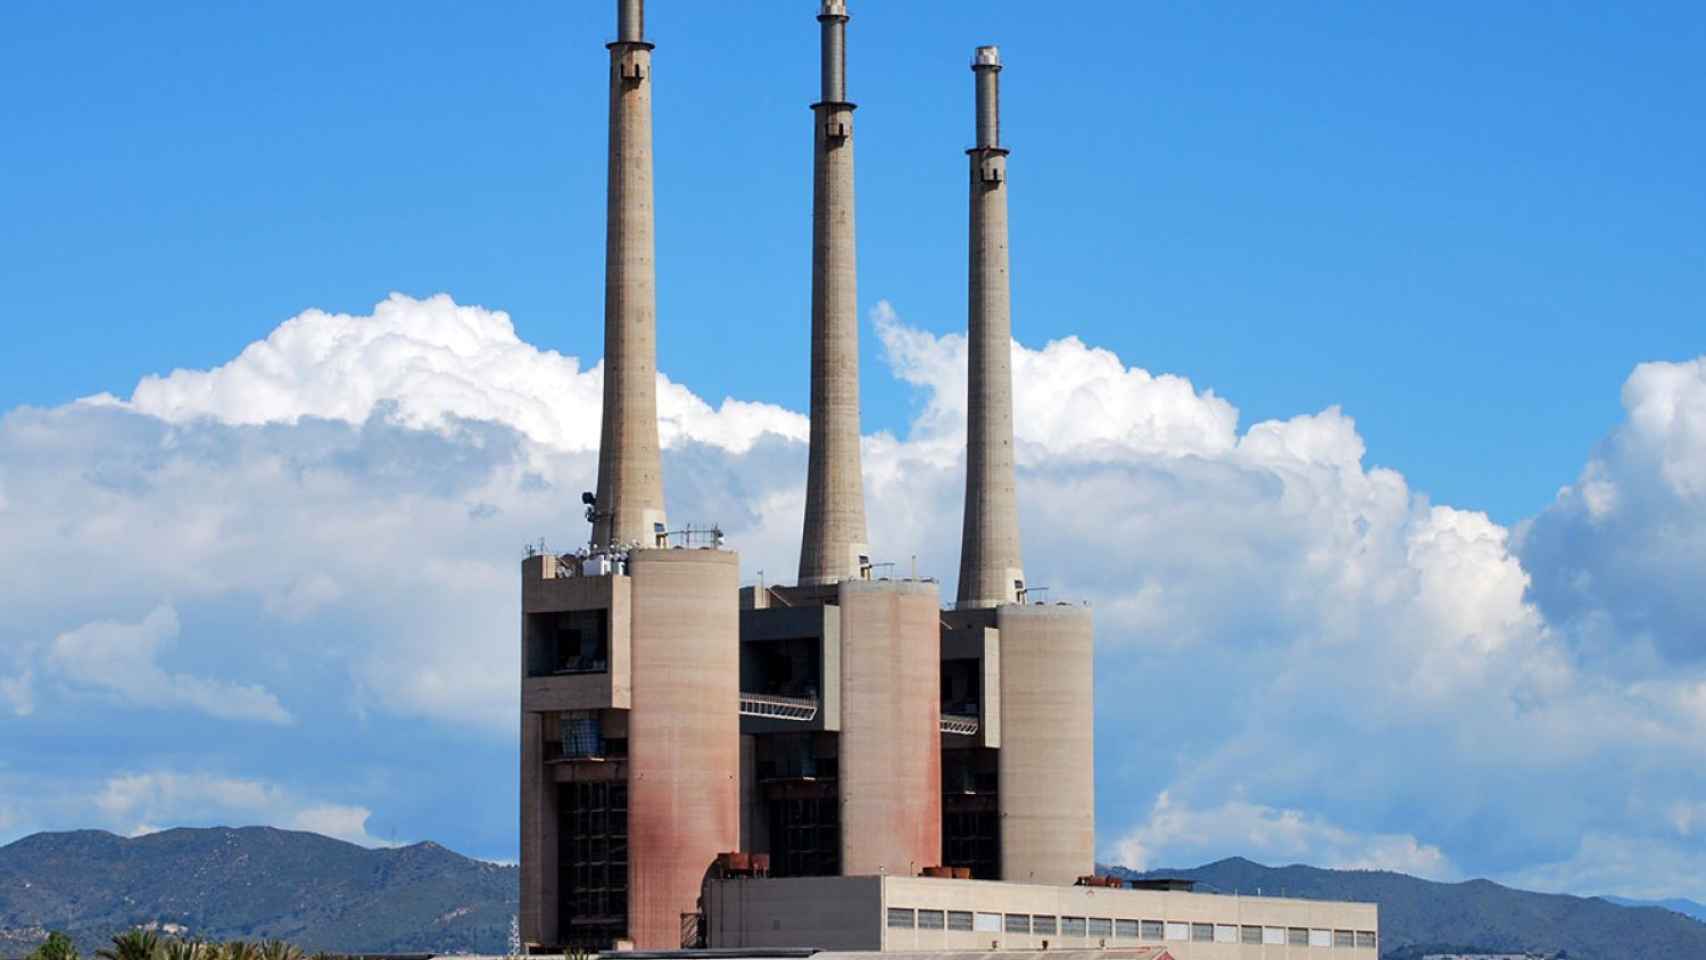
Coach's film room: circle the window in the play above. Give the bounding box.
[1288,928,1310,946]
[1241,925,1263,945]
[948,911,974,932]
[1139,920,1164,941]
[1215,924,1237,944]
[527,610,609,677]
[1264,927,1286,945]
[1114,919,1138,939]
[1088,918,1112,938]
[559,711,605,759]
[1061,917,1087,937]
[1310,929,1333,947]
[1033,916,1058,936]
[887,908,915,930]
[1164,922,1189,941]
[559,781,628,947]
[1356,931,1378,949]
[1335,930,1355,948]
[917,910,944,931]
[1190,923,1213,943]
[974,913,1001,933]
[1004,914,1030,934]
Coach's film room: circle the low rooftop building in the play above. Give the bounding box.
[705,875,1378,956]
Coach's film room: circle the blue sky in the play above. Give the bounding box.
[4,0,1706,901]
[8,1,1704,523]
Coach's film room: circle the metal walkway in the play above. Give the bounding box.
[940,715,980,736]
[739,693,980,735]
[739,693,819,722]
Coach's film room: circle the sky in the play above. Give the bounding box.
[2,0,1706,902]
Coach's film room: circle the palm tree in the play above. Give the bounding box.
[218,941,256,960]
[160,940,204,960]
[256,940,302,960]
[96,930,160,960]
[28,931,79,960]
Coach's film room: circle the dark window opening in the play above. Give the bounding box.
[768,794,840,877]
[939,659,982,723]
[528,610,610,677]
[741,637,822,702]
[756,732,835,782]
[558,780,628,948]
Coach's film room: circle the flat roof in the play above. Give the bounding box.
[841,873,1379,909]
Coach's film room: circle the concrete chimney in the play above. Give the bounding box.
[957,46,1026,608]
[798,0,870,585]
[591,0,667,549]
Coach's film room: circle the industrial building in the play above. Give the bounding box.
[518,2,1379,956]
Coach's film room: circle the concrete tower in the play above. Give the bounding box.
[798,0,871,586]
[957,45,1025,609]
[592,0,667,549]
[522,2,740,950]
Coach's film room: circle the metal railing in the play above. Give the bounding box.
[940,715,980,736]
[739,692,819,722]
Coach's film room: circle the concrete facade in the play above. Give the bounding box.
[518,6,1355,957]
[837,581,944,876]
[957,45,1025,610]
[799,0,870,586]
[707,875,1378,958]
[520,555,636,948]
[995,604,1095,885]
[592,0,667,550]
[626,549,741,948]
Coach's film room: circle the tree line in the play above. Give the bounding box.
[26,932,345,960]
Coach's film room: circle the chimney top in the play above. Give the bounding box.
[973,45,1002,68]
[820,0,848,16]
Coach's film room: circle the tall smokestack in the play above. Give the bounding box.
[957,46,1026,608]
[591,0,667,549]
[798,0,870,585]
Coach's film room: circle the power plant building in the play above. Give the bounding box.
[517,2,1379,956]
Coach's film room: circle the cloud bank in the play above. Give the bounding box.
[4,293,1706,896]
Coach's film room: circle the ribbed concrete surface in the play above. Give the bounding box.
[995,604,1094,884]
[627,549,741,947]
[592,5,667,550]
[518,711,558,946]
[837,580,942,875]
[799,3,870,586]
[958,47,1025,609]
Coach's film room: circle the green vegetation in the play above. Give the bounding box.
[26,932,79,960]
[0,827,516,955]
[70,934,320,960]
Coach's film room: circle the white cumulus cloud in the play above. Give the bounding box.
[46,605,292,725]
[97,771,390,847]
[1520,356,1706,666]
[90,292,805,455]
[1108,791,1456,880]
[7,293,1706,898]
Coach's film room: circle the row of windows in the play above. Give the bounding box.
[885,909,1376,950]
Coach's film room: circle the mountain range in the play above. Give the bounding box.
[5,827,1705,959]
[1108,858,1706,960]
[1599,894,1706,923]
[0,828,516,956]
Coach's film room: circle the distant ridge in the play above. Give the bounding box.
[6,828,1703,960]
[1104,857,1706,960]
[1599,894,1706,923]
[0,827,516,956]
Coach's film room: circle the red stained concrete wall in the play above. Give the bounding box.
[626,548,741,947]
[837,580,942,876]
